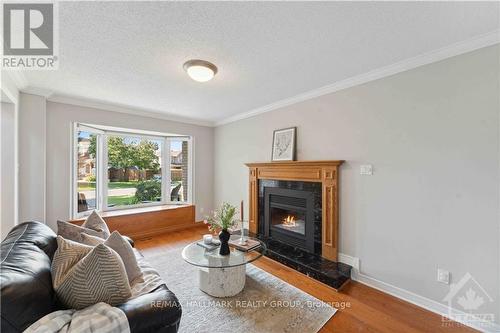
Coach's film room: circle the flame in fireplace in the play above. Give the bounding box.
[282,215,296,227]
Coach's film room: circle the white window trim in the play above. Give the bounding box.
[72,123,193,219]
[163,137,171,204]
[101,133,108,210]
[166,136,193,205]
[72,124,104,218]
[71,123,78,218]
[187,136,194,204]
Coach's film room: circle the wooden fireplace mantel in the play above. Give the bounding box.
[245,160,344,261]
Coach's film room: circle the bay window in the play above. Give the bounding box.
[73,123,192,218]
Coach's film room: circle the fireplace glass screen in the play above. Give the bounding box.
[270,207,306,236]
[261,181,321,254]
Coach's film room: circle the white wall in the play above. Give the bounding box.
[1,72,20,237]
[1,102,16,240]
[44,101,214,230]
[18,93,46,222]
[214,45,500,323]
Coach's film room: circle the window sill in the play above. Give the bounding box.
[73,204,193,221]
[98,203,193,218]
[70,204,196,239]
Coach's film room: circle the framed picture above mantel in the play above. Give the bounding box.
[271,127,296,161]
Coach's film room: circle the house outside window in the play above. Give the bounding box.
[73,123,193,218]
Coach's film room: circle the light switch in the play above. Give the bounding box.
[437,268,450,284]
[360,164,373,175]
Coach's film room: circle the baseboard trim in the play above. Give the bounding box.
[338,253,359,270]
[351,270,500,332]
[338,252,500,331]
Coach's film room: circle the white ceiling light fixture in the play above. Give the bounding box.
[183,59,218,82]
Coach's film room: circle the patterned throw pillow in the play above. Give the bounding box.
[52,236,132,309]
[51,236,93,285]
[82,211,110,238]
[81,231,142,283]
[57,220,106,243]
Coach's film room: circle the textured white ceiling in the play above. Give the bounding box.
[20,1,499,125]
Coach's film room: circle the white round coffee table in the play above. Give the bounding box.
[181,235,266,297]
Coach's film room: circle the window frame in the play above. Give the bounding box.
[72,123,193,219]
[166,136,194,205]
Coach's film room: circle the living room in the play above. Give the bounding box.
[1,1,499,333]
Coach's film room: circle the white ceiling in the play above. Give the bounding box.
[18,1,500,126]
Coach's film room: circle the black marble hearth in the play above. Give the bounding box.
[253,233,351,289]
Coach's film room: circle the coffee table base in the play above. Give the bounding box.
[198,265,246,297]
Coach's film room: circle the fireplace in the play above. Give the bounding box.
[259,180,322,255]
[247,160,343,260]
[264,187,315,252]
[246,161,351,290]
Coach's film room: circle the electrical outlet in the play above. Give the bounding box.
[200,207,204,213]
[437,268,450,284]
[360,164,373,175]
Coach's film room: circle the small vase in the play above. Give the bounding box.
[218,229,231,256]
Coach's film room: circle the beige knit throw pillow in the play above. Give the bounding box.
[57,220,106,243]
[81,231,142,283]
[82,210,110,238]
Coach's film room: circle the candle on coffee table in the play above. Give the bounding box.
[203,234,213,244]
[238,200,247,244]
[240,200,244,221]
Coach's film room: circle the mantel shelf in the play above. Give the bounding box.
[245,160,344,168]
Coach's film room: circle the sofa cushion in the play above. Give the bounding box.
[0,222,58,332]
[118,253,181,332]
[118,285,181,333]
[52,237,132,309]
[1,221,182,333]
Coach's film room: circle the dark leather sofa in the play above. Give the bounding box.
[1,221,182,332]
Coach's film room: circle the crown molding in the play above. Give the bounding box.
[22,86,54,98]
[7,30,498,128]
[46,94,215,127]
[19,88,215,127]
[5,71,28,89]
[215,30,500,126]
[1,73,20,104]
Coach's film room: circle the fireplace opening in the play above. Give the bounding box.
[264,187,315,252]
[270,207,306,235]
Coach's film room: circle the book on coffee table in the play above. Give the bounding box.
[196,241,219,251]
[228,238,261,252]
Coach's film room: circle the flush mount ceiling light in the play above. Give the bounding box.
[183,59,218,82]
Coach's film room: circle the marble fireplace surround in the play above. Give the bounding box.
[260,180,321,255]
[245,161,343,261]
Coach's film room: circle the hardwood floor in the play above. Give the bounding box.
[135,225,476,333]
